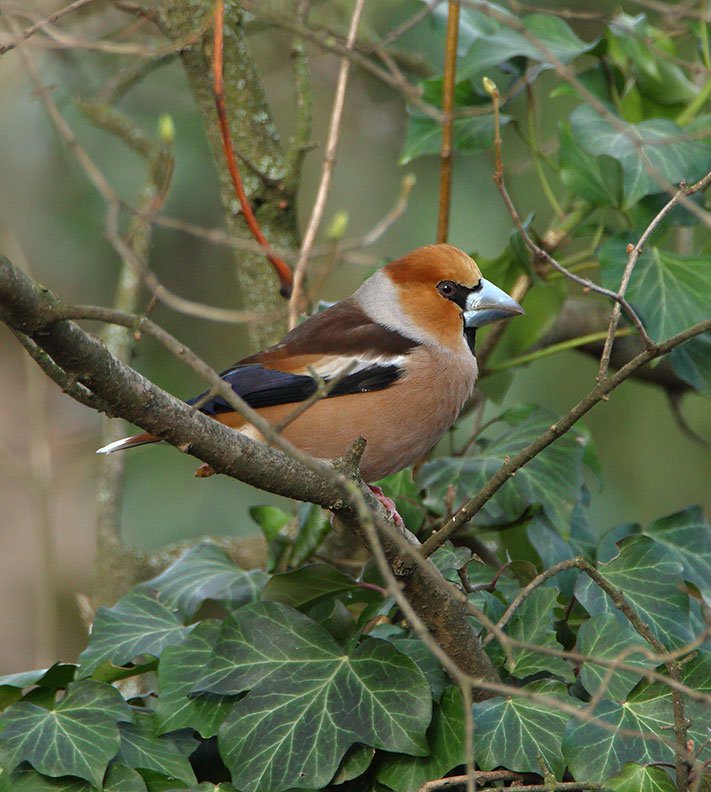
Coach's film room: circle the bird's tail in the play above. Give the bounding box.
[96,432,160,455]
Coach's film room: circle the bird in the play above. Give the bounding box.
[97,244,524,488]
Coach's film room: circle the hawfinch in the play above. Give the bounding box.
[97,244,524,481]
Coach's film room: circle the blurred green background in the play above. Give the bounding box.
[0,1,709,673]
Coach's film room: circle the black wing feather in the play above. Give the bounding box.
[188,362,403,415]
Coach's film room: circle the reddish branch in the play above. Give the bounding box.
[212,0,293,298]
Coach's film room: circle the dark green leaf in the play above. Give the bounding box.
[249,506,291,540]
[526,517,579,599]
[144,542,266,618]
[606,763,676,792]
[400,114,505,165]
[116,712,196,785]
[641,506,711,601]
[559,122,623,206]
[419,406,589,536]
[331,743,374,785]
[0,680,132,787]
[576,614,655,701]
[384,639,447,701]
[504,588,574,681]
[211,603,431,792]
[458,9,597,77]
[472,681,572,777]
[376,687,465,791]
[670,332,711,392]
[570,105,711,207]
[575,535,693,649]
[599,236,711,343]
[78,590,192,677]
[376,470,426,533]
[105,763,149,792]
[156,621,235,738]
[0,767,93,792]
[0,664,76,710]
[261,564,358,610]
[290,504,331,567]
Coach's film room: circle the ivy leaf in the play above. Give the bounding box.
[558,122,623,206]
[419,406,589,536]
[289,504,331,567]
[472,681,572,777]
[641,506,711,602]
[156,620,236,738]
[376,470,426,533]
[261,564,359,610]
[331,744,374,784]
[606,762,676,792]
[570,105,711,207]
[575,535,692,650]
[504,588,574,682]
[0,664,76,710]
[563,663,710,784]
[526,517,579,599]
[116,712,196,786]
[0,767,96,792]
[209,603,430,792]
[670,332,711,392]
[104,763,148,792]
[143,542,266,618]
[77,590,192,677]
[400,114,505,165]
[375,686,465,791]
[599,236,711,343]
[458,8,597,77]
[576,614,655,701]
[0,680,132,787]
[384,639,448,701]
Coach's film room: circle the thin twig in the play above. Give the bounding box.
[437,0,460,243]
[597,168,711,381]
[483,78,655,349]
[0,0,95,55]
[212,0,293,298]
[288,0,366,327]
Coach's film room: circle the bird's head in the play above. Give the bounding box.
[374,244,524,350]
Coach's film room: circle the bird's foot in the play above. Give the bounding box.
[369,485,405,529]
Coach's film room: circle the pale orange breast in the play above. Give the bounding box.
[215,347,477,482]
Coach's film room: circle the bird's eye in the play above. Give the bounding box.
[437,280,456,297]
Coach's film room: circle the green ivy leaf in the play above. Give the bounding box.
[376,470,426,533]
[143,542,266,618]
[331,743,374,785]
[0,767,95,791]
[400,114,506,164]
[116,712,196,786]
[575,535,692,649]
[458,8,597,77]
[563,662,710,784]
[599,236,711,343]
[290,504,331,567]
[558,122,623,206]
[419,406,588,536]
[104,763,149,792]
[504,588,574,682]
[209,603,430,792]
[472,681,572,777]
[0,680,132,787]
[261,564,359,610]
[156,620,236,738]
[0,664,76,710]
[376,686,465,791]
[606,762,676,792]
[570,105,710,206]
[78,590,192,677]
[641,506,711,602]
[576,613,655,701]
[384,639,448,701]
[670,332,711,392]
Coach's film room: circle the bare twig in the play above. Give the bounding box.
[598,168,711,381]
[288,0,366,327]
[213,0,293,298]
[437,0,460,244]
[0,0,95,55]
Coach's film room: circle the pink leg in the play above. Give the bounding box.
[369,485,405,529]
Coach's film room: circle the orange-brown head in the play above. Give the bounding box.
[355,244,523,352]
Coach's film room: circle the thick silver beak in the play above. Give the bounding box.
[463,278,525,328]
